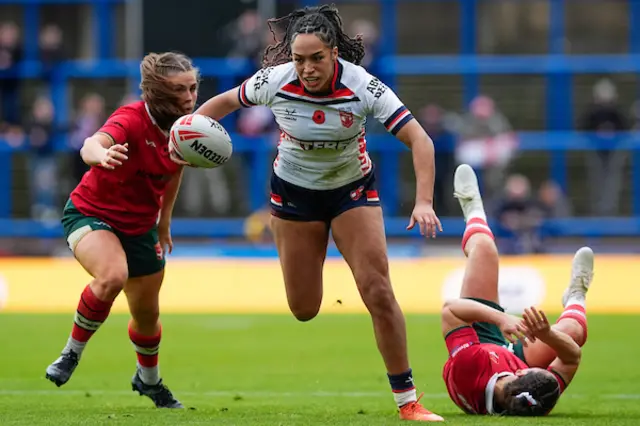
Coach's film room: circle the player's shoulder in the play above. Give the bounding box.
[250,62,296,90]
[101,101,150,140]
[339,59,390,100]
[108,101,146,121]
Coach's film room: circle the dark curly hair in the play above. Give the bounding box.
[501,371,561,416]
[262,4,366,68]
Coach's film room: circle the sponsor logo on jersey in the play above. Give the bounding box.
[366,77,388,99]
[451,341,474,358]
[254,67,274,91]
[297,140,352,151]
[280,132,358,151]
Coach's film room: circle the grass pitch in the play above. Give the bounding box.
[0,313,638,425]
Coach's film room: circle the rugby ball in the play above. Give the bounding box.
[169,114,233,168]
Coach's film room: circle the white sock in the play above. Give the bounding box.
[62,336,86,356]
[394,388,417,407]
[565,293,586,309]
[466,207,487,223]
[138,362,160,386]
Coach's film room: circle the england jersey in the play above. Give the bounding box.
[238,58,414,190]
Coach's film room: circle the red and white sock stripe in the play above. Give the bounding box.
[558,304,588,344]
[462,217,494,252]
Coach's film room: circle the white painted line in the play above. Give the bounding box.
[0,390,637,400]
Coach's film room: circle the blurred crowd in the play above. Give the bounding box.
[0,10,638,254]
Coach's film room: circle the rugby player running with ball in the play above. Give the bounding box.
[45,52,198,408]
[197,4,444,422]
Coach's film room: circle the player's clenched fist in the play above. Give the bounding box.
[101,143,129,170]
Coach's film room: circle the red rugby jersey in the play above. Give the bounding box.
[70,101,181,235]
[442,326,529,415]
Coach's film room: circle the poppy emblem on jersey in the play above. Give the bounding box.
[350,185,365,201]
[312,110,325,124]
[339,108,354,128]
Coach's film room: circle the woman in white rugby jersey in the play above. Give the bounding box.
[197,4,443,422]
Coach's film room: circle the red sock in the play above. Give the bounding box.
[557,304,588,346]
[462,217,494,252]
[128,322,161,368]
[71,285,113,342]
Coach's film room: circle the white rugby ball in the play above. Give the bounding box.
[169,114,233,168]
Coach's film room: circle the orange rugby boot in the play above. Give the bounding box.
[399,393,444,422]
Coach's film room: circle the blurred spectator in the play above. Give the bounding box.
[226,9,264,67]
[455,95,517,201]
[349,19,379,69]
[26,96,58,221]
[2,124,25,148]
[120,92,140,107]
[68,93,105,186]
[39,24,65,89]
[418,104,456,216]
[244,207,273,243]
[580,78,628,216]
[0,21,22,128]
[238,105,276,137]
[494,174,545,255]
[630,100,640,131]
[180,167,232,217]
[537,180,572,219]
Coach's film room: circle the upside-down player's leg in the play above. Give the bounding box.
[523,247,593,368]
[453,164,499,303]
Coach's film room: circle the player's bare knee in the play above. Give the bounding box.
[92,270,128,300]
[289,301,320,322]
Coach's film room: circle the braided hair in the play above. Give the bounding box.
[501,371,561,416]
[262,4,366,68]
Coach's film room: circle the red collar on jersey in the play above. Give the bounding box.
[295,59,344,97]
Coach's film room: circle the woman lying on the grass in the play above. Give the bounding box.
[440,164,592,416]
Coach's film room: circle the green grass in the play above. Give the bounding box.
[0,314,638,425]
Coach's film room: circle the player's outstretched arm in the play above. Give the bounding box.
[395,119,442,238]
[80,133,128,169]
[522,307,581,386]
[442,298,530,345]
[196,88,243,121]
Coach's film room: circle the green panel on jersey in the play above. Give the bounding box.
[464,297,527,364]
